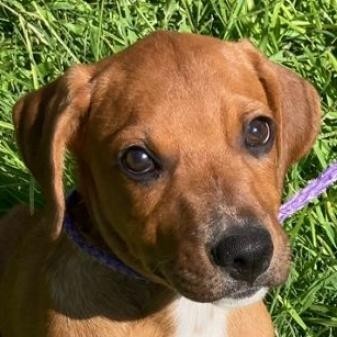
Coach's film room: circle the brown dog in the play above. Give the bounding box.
[0,31,320,337]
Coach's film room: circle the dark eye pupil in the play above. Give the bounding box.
[123,147,155,173]
[246,119,270,147]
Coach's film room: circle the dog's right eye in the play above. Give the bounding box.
[119,146,160,181]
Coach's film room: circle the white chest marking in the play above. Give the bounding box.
[174,297,228,337]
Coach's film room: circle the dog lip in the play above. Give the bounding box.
[229,287,261,299]
[214,287,268,309]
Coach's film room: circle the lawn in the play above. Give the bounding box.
[0,0,337,336]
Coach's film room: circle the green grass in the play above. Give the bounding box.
[0,0,337,336]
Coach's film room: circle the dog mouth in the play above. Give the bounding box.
[229,287,262,299]
[163,271,269,309]
[158,257,277,305]
[213,287,268,309]
[160,265,266,304]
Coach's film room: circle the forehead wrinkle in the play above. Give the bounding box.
[98,111,142,147]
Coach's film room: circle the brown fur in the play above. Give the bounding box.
[0,31,320,337]
[228,302,274,337]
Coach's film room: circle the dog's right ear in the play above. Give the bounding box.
[13,65,95,239]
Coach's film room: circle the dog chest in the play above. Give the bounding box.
[173,297,228,337]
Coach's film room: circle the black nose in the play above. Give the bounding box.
[212,226,273,284]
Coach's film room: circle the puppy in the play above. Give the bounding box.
[0,31,320,337]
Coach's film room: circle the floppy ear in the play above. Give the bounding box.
[272,64,321,170]
[13,65,95,239]
[240,41,321,178]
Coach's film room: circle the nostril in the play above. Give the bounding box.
[233,257,247,269]
[211,247,222,267]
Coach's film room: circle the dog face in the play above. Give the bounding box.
[13,32,320,305]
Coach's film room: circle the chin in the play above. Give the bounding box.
[213,287,268,310]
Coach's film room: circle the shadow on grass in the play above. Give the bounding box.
[0,170,43,215]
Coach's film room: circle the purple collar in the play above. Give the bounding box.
[64,162,337,280]
[64,191,145,280]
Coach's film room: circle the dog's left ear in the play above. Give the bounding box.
[240,40,321,180]
[13,65,95,239]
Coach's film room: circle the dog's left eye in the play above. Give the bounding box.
[244,117,274,154]
[119,146,159,180]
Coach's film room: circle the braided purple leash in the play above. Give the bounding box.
[64,162,337,280]
[279,162,337,223]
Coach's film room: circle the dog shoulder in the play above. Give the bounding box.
[0,205,38,277]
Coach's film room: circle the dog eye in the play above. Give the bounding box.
[245,117,272,148]
[119,146,158,180]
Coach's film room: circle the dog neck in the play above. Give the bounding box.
[64,190,145,280]
[46,228,177,336]
[49,192,174,320]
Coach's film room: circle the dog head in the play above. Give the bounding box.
[13,32,320,306]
